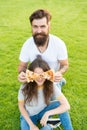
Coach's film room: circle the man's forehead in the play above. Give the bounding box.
[32,17,47,25]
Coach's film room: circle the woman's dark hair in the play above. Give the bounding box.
[29,9,52,24]
[22,55,53,105]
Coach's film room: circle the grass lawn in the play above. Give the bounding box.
[0,0,87,130]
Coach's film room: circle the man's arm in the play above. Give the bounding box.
[54,59,69,82]
[58,59,69,74]
[18,61,28,83]
[18,61,28,73]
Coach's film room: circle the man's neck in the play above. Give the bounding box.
[37,38,49,53]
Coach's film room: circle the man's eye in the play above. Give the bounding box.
[41,26,46,28]
[33,26,38,29]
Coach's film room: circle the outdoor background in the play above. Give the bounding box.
[0,0,87,130]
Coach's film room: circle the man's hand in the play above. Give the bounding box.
[54,71,62,82]
[18,72,27,83]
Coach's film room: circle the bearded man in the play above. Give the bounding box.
[18,9,69,90]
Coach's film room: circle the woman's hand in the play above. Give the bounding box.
[30,124,40,130]
[18,72,27,83]
[40,112,49,126]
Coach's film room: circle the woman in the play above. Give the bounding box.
[18,55,73,130]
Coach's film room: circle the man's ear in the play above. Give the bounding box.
[48,21,50,27]
[48,21,51,31]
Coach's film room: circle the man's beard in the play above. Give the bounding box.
[33,33,49,47]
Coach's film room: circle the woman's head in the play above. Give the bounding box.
[23,55,53,104]
[29,55,50,71]
[28,55,50,86]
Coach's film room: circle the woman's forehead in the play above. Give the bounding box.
[34,67,44,74]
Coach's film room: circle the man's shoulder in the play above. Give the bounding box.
[49,34,63,42]
[25,36,33,43]
[49,34,65,45]
[49,34,58,38]
[23,37,34,47]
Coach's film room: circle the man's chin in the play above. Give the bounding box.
[35,35,45,40]
[36,35,43,38]
[33,35,49,46]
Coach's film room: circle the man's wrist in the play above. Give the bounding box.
[18,68,27,74]
[58,69,64,74]
[58,66,68,74]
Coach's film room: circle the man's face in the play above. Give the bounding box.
[31,17,50,46]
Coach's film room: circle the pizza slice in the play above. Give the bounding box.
[26,69,54,82]
[26,70,39,82]
[43,69,54,82]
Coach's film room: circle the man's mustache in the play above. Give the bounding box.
[34,33,46,37]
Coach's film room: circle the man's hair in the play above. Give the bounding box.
[29,9,52,24]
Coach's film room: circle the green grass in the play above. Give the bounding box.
[0,0,87,130]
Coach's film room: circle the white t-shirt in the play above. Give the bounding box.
[18,84,62,116]
[19,34,68,71]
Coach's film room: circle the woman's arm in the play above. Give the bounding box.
[47,94,70,115]
[40,94,70,126]
[18,101,39,130]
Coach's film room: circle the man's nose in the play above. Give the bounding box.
[37,27,42,33]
